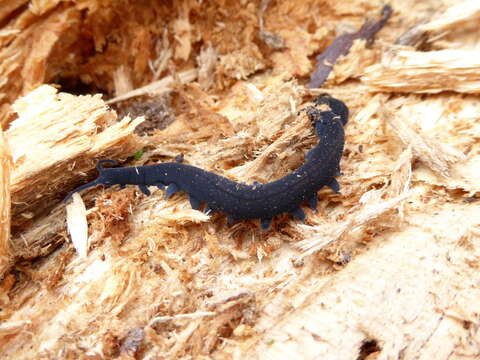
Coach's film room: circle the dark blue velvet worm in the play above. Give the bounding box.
[65,95,348,230]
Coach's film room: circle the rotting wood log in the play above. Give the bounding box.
[0,1,479,359]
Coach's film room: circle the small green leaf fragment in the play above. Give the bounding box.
[134,150,144,161]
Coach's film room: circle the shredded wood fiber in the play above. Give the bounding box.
[0,1,479,359]
[0,130,12,275]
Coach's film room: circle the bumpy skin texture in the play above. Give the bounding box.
[65,95,348,229]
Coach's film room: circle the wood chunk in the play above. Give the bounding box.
[362,48,480,94]
[6,85,143,230]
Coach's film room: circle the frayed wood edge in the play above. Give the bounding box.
[0,320,31,338]
[297,191,411,257]
[362,47,480,94]
[106,69,198,104]
[388,145,413,219]
[197,43,218,90]
[396,1,480,46]
[149,311,216,327]
[419,0,480,33]
[379,104,465,177]
[297,145,413,257]
[363,2,480,93]
[227,112,308,180]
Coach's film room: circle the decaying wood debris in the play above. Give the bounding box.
[0,130,11,275]
[6,85,144,264]
[308,4,393,88]
[0,1,479,359]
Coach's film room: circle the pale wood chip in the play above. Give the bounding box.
[419,0,480,33]
[362,48,480,94]
[379,104,465,177]
[106,69,198,104]
[66,193,89,258]
[297,191,410,256]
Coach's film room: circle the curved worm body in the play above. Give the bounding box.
[65,95,348,230]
